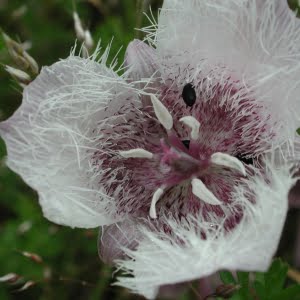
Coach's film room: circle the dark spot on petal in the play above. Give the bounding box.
[182,140,190,149]
[182,83,196,107]
[236,154,253,165]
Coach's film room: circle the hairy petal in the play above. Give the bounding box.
[98,219,141,264]
[150,0,300,156]
[124,39,159,106]
[125,39,158,81]
[115,162,294,299]
[0,52,138,228]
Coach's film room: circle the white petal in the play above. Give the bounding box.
[150,94,173,130]
[115,162,294,299]
[119,148,153,159]
[0,53,135,228]
[180,116,200,140]
[191,178,222,205]
[211,152,246,176]
[154,0,300,158]
[99,219,141,264]
[125,39,158,81]
[124,40,159,107]
[149,187,165,219]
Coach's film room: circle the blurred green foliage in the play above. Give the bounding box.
[220,259,300,300]
[1,1,300,300]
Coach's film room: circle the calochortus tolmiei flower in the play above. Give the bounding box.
[1,0,300,299]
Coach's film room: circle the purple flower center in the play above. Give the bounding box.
[91,80,273,226]
[157,137,210,186]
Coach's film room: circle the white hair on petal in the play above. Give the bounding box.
[114,161,295,299]
[0,44,141,228]
[141,6,159,48]
[141,0,300,158]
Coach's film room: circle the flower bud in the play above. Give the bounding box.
[5,66,31,83]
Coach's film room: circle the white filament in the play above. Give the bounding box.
[150,94,173,130]
[180,116,201,140]
[191,178,222,205]
[211,152,246,176]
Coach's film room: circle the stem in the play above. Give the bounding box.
[135,0,143,39]
[189,282,202,299]
[135,0,151,39]
[287,267,300,284]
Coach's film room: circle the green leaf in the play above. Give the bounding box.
[218,260,294,300]
[253,280,266,299]
[220,271,236,284]
[273,285,300,300]
[231,294,243,300]
[236,272,250,299]
[265,259,288,294]
[0,32,5,53]
[254,272,265,285]
[252,259,294,300]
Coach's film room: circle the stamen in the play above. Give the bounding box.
[211,152,246,176]
[180,116,201,140]
[150,94,173,130]
[149,187,165,219]
[119,148,154,159]
[191,178,222,205]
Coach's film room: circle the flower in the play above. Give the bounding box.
[1,0,300,299]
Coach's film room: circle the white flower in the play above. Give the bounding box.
[0,51,134,228]
[1,0,300,299]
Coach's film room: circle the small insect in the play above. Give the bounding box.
[182,83,196,107]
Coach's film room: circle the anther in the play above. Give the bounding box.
[191,178,222,205]
[150,94,173,131]
[119,148,154,159]
[180,116,201,140]
[211,152,246,176]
